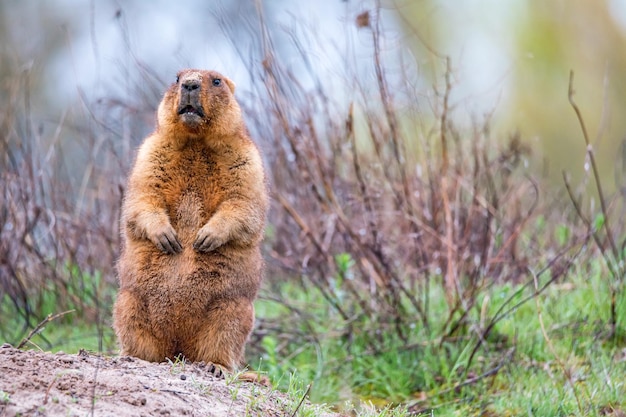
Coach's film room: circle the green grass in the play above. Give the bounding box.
[249,261,626,416]
[1,260,624,416]
[0,295,117,354]
[0,263,118,353]
[479,264,626,416]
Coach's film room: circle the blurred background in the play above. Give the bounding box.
[2,0,626,184]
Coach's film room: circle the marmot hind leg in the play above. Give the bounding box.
[193,299,255,371]
[113,289,168,362]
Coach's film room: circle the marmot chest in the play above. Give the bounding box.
[155,143,236,231]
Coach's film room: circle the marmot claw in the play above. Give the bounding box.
[193,231,223,252]
[154,226,182,254]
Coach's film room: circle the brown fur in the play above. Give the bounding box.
[112,69,268,373]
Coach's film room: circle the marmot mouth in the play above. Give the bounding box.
[177,105,205,118]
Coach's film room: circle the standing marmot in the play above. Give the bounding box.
[113,69,268,374]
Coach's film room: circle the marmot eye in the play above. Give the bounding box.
[212,78,222,87]
[176,75,180,84]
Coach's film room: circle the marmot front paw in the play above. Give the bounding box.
[151,225,183,254]
[193,225,226,252]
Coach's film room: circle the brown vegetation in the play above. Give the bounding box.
[243,10,590,359]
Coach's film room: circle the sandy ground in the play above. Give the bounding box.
[0,343,337,417]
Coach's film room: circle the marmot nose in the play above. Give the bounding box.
[181,80,200,92]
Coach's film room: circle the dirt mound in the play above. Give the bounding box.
[0,344,335,416]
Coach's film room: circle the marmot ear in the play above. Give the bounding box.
[224,78,236,94]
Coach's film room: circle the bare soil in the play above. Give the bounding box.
[0,343,335,417]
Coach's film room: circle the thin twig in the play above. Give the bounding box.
[562,172,619,280]
[43,374,59,405]
[289,383,312,417]
[568,71,619,261]
[439,56,457,307]
[17,310,75,349]
[568,70,623,337]
[89,355,102,417]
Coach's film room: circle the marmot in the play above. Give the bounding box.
[113,69,268,375]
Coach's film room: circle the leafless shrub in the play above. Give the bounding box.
[238,5,588,359]
[0,67,131,337]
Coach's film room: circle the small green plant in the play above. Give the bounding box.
[0,390,10,403]
[165,355,186,375]
[244,388,262,416]
[189,375,212,396]
[555,224,571,247]
[225,367,247,386]
[229,385,240,401]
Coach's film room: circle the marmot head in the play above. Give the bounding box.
[157,69,242,138]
